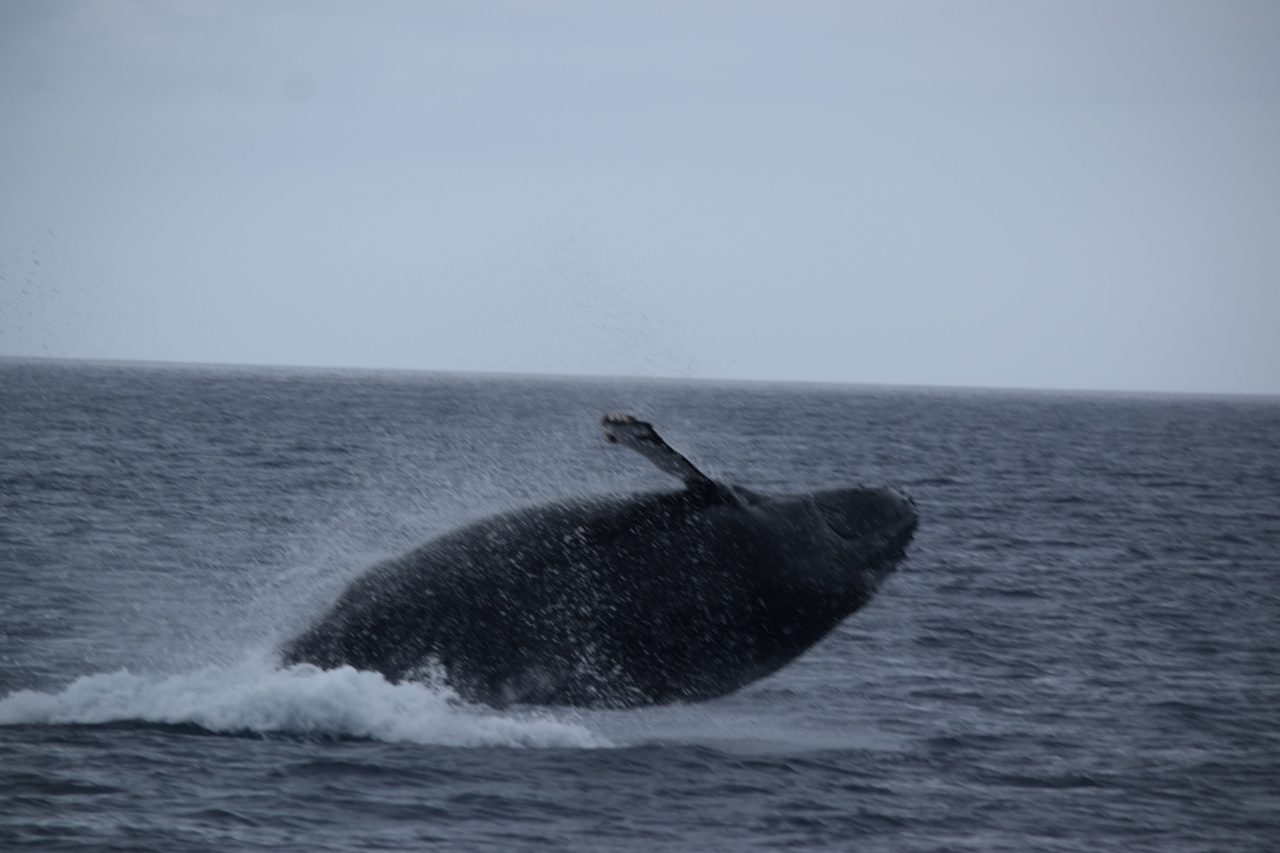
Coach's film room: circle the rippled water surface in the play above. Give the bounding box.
[1,360,1277,851]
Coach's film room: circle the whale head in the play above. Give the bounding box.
[814,486,917,548]
[810,485,917,601]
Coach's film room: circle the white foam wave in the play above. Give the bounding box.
[0,661,609,749]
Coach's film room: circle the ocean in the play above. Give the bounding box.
[1,359,1276,852]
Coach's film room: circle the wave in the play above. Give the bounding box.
[0,660,609,749]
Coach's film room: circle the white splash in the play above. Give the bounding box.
[0,660,609,749]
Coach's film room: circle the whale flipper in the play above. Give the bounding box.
[601,414,726,499]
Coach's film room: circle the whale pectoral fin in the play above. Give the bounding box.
[602,414,737,504]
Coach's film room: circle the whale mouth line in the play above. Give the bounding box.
[827,517,916,558]
[814,492,918,568]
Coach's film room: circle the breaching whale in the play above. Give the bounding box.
[281,415,917,708]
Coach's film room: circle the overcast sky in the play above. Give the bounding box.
[1,1,1277,394]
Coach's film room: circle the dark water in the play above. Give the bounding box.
[1,360,1276,852]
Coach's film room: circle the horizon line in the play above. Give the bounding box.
[2,354,1277,402]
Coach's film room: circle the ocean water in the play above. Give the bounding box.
[0,359,1276,852]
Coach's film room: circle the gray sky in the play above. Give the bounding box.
[2,1,1277,394]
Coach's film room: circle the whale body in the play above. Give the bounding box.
[281,416,917,708]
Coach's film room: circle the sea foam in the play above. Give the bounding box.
[0,660,609,748]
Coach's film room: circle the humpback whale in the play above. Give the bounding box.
[281,415,917,708]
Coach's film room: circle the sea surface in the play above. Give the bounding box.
[0,359,1276,852]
